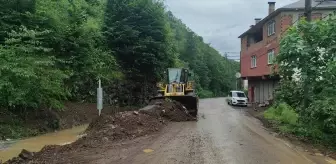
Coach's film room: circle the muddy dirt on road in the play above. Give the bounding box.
[100,98,333,164]
[5,98,335,164]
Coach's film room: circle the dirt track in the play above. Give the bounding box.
[6,98,335,164]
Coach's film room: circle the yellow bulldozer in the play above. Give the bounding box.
[150,68,199,117]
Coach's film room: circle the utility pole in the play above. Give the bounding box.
[303,0,312,108]
[305,0,312,21]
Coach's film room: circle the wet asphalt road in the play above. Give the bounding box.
[128,98,332,164]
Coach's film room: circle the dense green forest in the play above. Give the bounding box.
[0,0,238,138]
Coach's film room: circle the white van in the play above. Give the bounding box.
[227,90,248,107]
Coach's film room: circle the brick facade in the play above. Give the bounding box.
[240,12,290,103]
[240,13,285,78]
[240,11,322,78]
[280,14,293,35]
[239,1,335,104]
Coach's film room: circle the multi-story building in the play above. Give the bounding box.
[239,0,336,104]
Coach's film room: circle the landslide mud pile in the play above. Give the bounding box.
[77,111,165,146]
[4,100,195,164]
[141,99,196,122]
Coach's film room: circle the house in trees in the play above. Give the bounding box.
[238,0,336,104]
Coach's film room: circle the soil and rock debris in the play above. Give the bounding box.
[3,98,335,164]
[4,100,195,164]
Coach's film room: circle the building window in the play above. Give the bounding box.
[251,56,257,68]
[267,21,275,36]
[268,49,275,64]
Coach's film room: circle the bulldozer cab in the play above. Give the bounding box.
[167,68,189,84]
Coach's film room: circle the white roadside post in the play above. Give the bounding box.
[97,79,103,116]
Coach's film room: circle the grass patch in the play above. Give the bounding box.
[197,89,214,98]
[264,103,298,128]
[263,103,309,135]
[263,103,336,148]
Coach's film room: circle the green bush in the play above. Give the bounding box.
[278,125,296,133]
[197,89,214,98]
[264,103,298,126]
[273,14,336,148]
[295,125,324,140]
[264,102,336,146]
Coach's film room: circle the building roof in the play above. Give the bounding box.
[282,0,336,9]
[238,0,336,38]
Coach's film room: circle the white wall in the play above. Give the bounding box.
[243,80,248,90]
[248,79,279,103]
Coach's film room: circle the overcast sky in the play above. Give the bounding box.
[164,0,298,59]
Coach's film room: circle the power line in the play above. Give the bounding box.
[240,0,327,61]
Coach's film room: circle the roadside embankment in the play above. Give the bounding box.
[0,102,135,140]
[4,100,195,164]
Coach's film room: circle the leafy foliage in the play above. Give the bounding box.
[0,0,239,138]
[0,26,68,110]
[271,14,336,146]
[264,103,298,126]
[103,0,177,105]
[36,0,121,101]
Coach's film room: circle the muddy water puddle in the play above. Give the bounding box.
[0,124,88,162]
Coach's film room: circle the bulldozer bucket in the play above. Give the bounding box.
[149,95,198,117]
[166,95,198,117]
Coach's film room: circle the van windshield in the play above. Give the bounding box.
[233,92,246,97]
